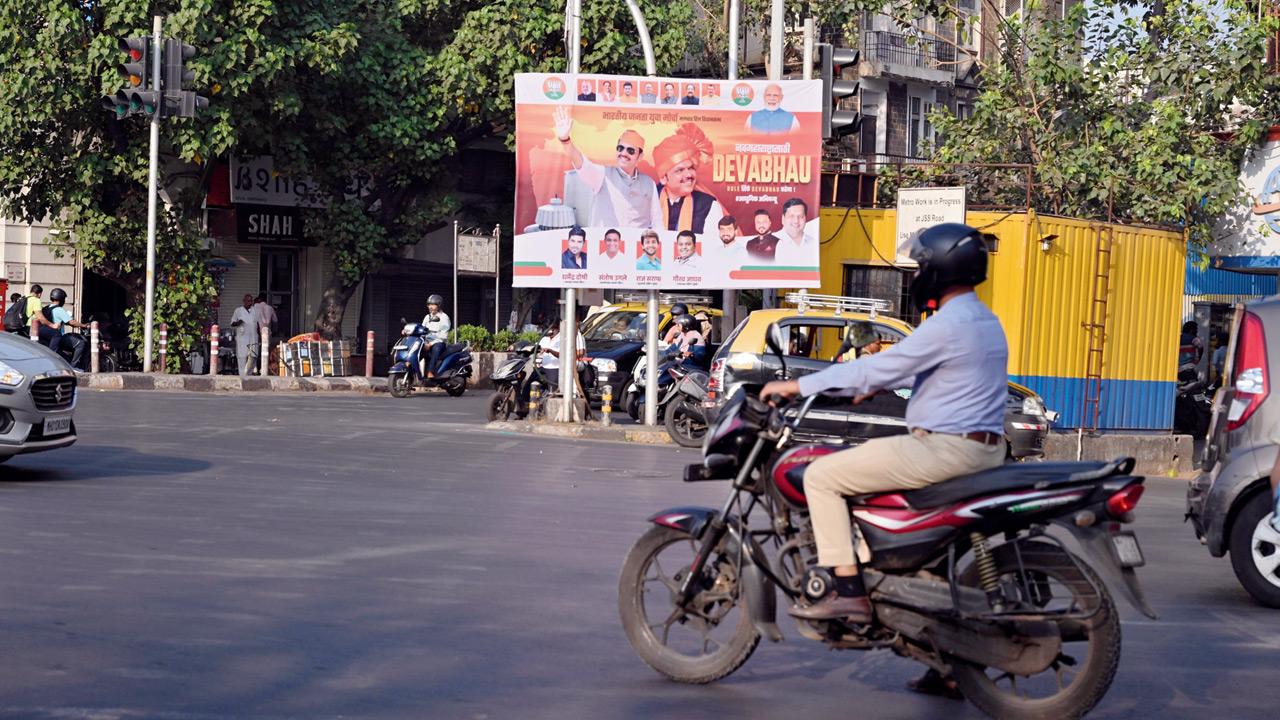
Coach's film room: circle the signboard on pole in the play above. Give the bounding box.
[457,231,498,276]
[4,263,26,284]
[512,74,823,289]
[894,186,967,265]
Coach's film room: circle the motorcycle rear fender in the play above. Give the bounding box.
[647,507,783,642]
[678,374,708,401]
[1058,521,1158,619]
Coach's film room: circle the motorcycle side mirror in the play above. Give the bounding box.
[765,322,787,377]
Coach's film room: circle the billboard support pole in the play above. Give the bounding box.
[452,220,459,344]
[722,0,741,338]
[769,0,783,81]
[560,0,583,423]
[621,0,661,428]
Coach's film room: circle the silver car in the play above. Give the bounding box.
[0,332,77,463]
[1187,299,1280,607]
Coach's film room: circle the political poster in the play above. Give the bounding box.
[512,74,823,289]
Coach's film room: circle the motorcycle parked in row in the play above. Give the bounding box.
[623,341,707,422]
[1173,362,1212,439]
[663,366,709,448]
[388,321,473,398]
[486,340,546,421]
[618,323,1155,720]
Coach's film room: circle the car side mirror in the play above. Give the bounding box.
[765,322,787,377]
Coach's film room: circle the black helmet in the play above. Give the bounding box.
[676,314,696,331]
[427,294,443,306]
[670,302,688,317]
[902,223,988,308]
[49,288,67,304]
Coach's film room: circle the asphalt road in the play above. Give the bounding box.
[0,390,1275,719]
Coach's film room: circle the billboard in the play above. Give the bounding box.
[512,74,823,289]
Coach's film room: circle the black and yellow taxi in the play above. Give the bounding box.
[705,294,1051,458]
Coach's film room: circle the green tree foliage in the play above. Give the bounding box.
[915,0,1280,245]
[0,0,695,355]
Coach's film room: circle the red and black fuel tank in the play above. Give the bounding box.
[770,444,842,506]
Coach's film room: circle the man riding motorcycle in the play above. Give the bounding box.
[660,302,689,347]
[34,287,91,370]
[421,294,452,379]
[759,222,1006,624]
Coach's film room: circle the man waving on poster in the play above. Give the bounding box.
[554,106,661,228]
[654,123,725,235]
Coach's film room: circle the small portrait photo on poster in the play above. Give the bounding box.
[636,229,662,271]
[561,225,588,269]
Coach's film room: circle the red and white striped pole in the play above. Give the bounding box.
[260,325,270,376]
[158,323,168,373]
[365,330,374,378]
[209,324,220,375]
[90,321,100,373]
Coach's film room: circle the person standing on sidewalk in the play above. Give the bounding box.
[759,223,1007,624]
[230,294,259,377]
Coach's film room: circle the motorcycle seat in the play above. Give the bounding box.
[894,457,1136,509]
[443,343,467,355]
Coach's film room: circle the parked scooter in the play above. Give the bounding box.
[486,339,547,421]
[388,321,473,398]
[625,340,706,422]
[664,366,709,447]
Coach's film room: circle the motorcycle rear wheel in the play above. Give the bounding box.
[664,399,707,448]
[389,373,412,398]
[949,541,1121,720]
[445,378,466,397]
[618,525,759,684]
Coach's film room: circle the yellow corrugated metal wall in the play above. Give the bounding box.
[815,208,1186,429]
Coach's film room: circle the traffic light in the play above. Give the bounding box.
[101,36,150,118]
[819,43,861,139]
[162,38,208,118]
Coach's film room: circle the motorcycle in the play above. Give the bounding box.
[618,323,1155,720]
[664,366,710,448]
[624,341,707,422]
[486,339,547,421]
[388,322,473,398]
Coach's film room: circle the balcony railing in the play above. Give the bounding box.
[863,30,956,70]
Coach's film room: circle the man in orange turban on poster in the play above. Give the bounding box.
[654,123,725,235]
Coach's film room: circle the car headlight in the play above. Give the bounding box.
[591,358,617,373]
[1021,396,1046,417]
[0,360,24,387]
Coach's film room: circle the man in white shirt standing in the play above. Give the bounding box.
[537,320,585,389]
[252,294,278,342]
[230,294,259,377]
[773,198,817,267]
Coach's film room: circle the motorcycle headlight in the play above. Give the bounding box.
[591,358,617,373]
[0,360,24,387]
[1021,396,1046,417]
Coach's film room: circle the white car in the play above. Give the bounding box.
[0,332,77,463]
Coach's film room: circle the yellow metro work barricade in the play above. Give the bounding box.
[812,208,1185,430]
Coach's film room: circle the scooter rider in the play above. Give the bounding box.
[36,288,91,370]
[670,314,704,362]
[661,302,690,347]
[422,294,452,379]
[759,223,1007,623]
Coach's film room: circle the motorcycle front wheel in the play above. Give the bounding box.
[664,399,707,448]
[618,525,759,684]
[486,389,514,422]
[389,372,412,398]
[950,541,1121,720]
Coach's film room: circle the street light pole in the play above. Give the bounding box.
[142,15,161,372]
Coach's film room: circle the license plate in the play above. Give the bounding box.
[1111,532,1145,568]
[43,416,71,436]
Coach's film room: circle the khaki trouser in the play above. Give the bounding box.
[805,429,1005,567]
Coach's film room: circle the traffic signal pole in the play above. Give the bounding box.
[142,15,161,373]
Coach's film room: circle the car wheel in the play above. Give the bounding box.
[1228,490,1280,608]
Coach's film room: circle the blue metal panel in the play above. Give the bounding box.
[1190,256,1280,291]
[1012,375,1175,431]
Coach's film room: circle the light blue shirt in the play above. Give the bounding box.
[51,306,72,335]
[797,292,1008,435]
[636,254,661,271]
